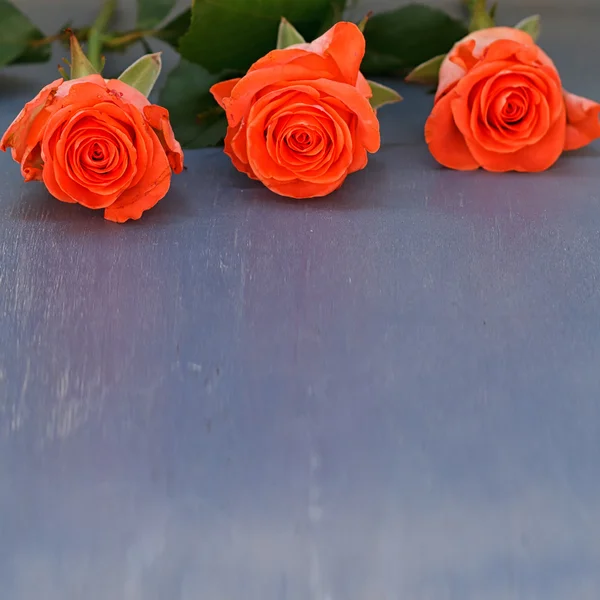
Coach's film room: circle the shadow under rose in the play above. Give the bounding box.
[9,185,98,224]
[10,180,197,227]
[411,142,600,226]
[561,145,600,159]
[131,186,199,225]
[232,152,400,213]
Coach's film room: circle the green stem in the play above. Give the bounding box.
[29,26,159,55]
[103,29,156,49]
[30,28,88,47]
[28,25,159,59]
[87,0,117,71]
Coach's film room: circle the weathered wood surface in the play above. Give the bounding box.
[1,2,600,599]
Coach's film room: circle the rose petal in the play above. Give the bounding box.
[449,39,478,72]
[245,86,355,185]
[308,79,380,153]
[5,74,181,221]
[425,91,479,170]
[224,65,337,127]
[356,73,372,98]
[42,106,140,206]
[465,110,565,172]
[1,78,63,180]
[104,79,151,111]
[66,127,132,192]
[249,22,365,88]
[263,175,347,199]
[249,49,340,83]
[302,22,366,86]
[228,123,251,172]
[249,49,316,72]
[103,127,171,223]
[0,78,62,159]
[144,105,184,173]
[42,161,77,204]
[54,74,105,99]
[41,94,160,209]
[458,27,536,59]
[213,23,376,198]
[563,90,600,151]
[436,27,544,101]
[210,78,242,109]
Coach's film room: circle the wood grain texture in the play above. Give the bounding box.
[1,3,600,600]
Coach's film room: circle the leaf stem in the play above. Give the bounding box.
[30,29,86,47]
[28,25,159,56]
[87,0,117,71]
[103,30,157,49]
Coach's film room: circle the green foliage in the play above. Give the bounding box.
[178,0,337,74]
[0,0,50,67]
[8,32,50,65]
[154,9,191,49]
[277,18,306,50]
[69,33,99,78]
[319,0,346,34]
[515,14,541,41]
[87,0,116,71]
[118,52,162,96]
[159,59,233,149]
[362,4,468,76]
[405,54,446,86]
[468,0,495,31]
[137,0,177,30]
[368,80,402,110]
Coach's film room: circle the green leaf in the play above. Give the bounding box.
[514,14,541,42]
[8,42,50,66]
[159,59,233,149]
[277,17,306,49]
[137,0,177,30]
[9,29,51,65]
[368,80,402,110]
[0,0,49,67]
[179,0,335,74]
[58,65,70,80]
[489,1,498,21]
[362,4,468,76]
[319,0,346,34]
[87,0,116,72]
[155,8,191,49]
[118,52,162,97]
[469,0,495,32]
[70,32,98,79]
[405,53,446,85]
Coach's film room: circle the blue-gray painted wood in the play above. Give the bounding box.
[1,3,600,599]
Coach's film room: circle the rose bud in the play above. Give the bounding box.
[211,21,400,199]
[1,37,183,222]
[423,27,600,172]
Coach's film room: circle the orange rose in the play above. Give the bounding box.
[425,27,600,172]
[1,74,183,222]
[210,22,380,198]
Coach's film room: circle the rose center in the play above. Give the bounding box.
[77,135,122,173]
[65,120,132,189]
[263,104,341,178]
[501,94,527,123]
[286,129,316,152]
[90,142,105,161]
